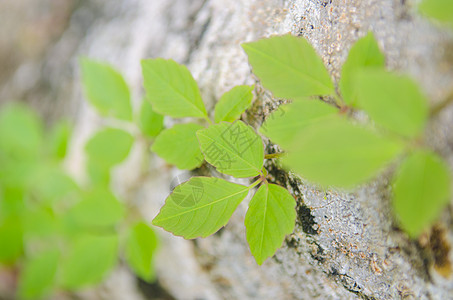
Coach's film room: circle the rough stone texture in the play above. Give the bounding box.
[1,0,453,299]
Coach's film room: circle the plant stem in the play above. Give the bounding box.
[248,178,262,190]
[265,152,285,159]
[204,115,213,125]
[430,88,453,117]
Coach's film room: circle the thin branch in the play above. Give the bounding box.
[430,88,453,117]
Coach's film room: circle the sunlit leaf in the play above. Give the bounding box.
[283,117,403,188]
[197,121,264,177]
[355,70,428,138]
[61,234,118,289]
[80,59,132,120]
[339,32,385,105]
[419,0,453,26]
[214,85,254,123]
[245,184,296,265]
[47,119,72,160]
[139,99,164,138]
[260,99,337,149]
[242,34,334,98]
[85,127,134,168]
[151,123,204,170]
[18,249,59,299]
[141,59,207,118]
[125,222,158,282]
[393,150,451,237]
[152,177,249,239]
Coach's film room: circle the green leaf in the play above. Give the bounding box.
[245,184,296,265]
[125,222,158,282]
[393,150,451,237]
[61,234,118,289]
[23,206,58,238]
[339,32,385,105]
[355,70,428,138]
[139,100,164,138]
[283,117,403,188]
[18,249,59,299]
[85,127,134,168]
[68,188,124,228]
[47,120,72,160]
[214,85,254,123]
[151,123,204,170]
[152,177,249,239]
[80,59,132,121]
[419,0,453,26]
[260,99,337,149]
[197,121,264,178]
[0,102,43,160]
[141,59,207,118]
[0,216,23,263]
[242,34,334,98]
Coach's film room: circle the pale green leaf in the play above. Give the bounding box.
[125,222,158,282]
[47,120,72,160]
[339,32,385,105]
[245,184,296,265]
[68,188,124,228]
[23,206,58,238]
[214,85,254,123]
[355,70,428,138]
[259,99,337,149]
[151,123,204,170]
[139,100,164,138]
[152,177,249,239]
[393,150,451,237]
[18,249,59,299]
[80,59,132,120]
[85,127,134,168]
[419,0,453,26]
[283,117,403,188]
[197,121,264,177]
[141,59,207,118]
[61,234,118,289]
[242,34,334,98]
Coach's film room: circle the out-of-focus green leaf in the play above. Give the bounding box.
[18,249,59,299]
[197,121,264,178]
[259,99,337,149]
[419,0,453,26]
[23,206,58,238]
[125,222,158,282]
[153,177,249,239]
[283,117,403,188]
[61,234,118,289]
[339,32,385,105]
[86,158,111,186]
[151,123,204,170]
[85,127,134,168]
[47,120,72,160]
[393,150,451,237]
[139,100,164,138]
[141,59,207,118]
[214,85,254,123]
[242,34,334,98]
[80,59,132,121]
[0,217,23,263]
[245,184,296,265]
[355,70,428,138]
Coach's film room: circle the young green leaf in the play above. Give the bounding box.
[355,70,428,138]
[141,59,207,118]
[85,127,134,168]
[152,177,249,239]
[139,99,164,138]
[0,216,23,263]
[242,34,334,99]
[419,0,453,26]
[151,123,204,170]
[259,99,337,149]
[197,121,264,178]
[81,59,132,121]
[283,117,403,188]
[23,206,58,238]
[214,85,254,123]
[393,150,451,237]
[339,32,385,105]
[245,184,296,265]
[61,234,118,289]
[18,249,59,299]
[47,120,72,160]
[125,222,159,282]
[68,188,124,228]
